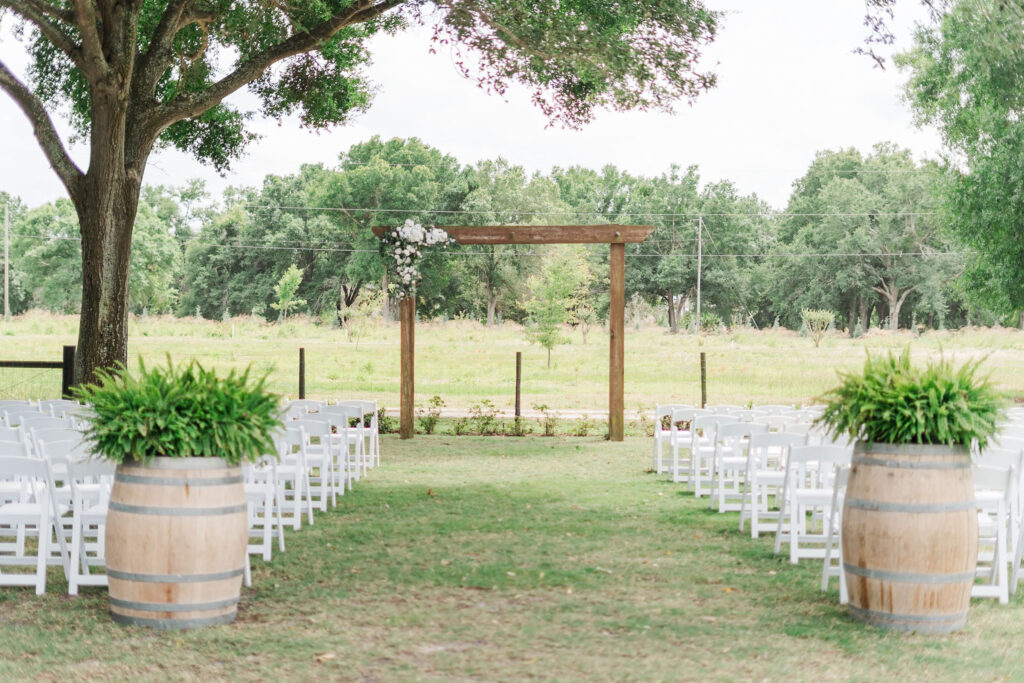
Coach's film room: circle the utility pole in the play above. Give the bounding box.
[4,202,9,322]
[695,216,703,334]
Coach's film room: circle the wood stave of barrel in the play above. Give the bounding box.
[842,443,978,634]
[105,457,248,630]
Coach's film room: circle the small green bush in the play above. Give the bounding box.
[801,309,834,348]
[532,403,559,437]
[418,395,445,435]
[74,358,282,465]
[816,349,1004,449]
[469,399,500,435]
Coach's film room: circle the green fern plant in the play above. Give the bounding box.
[74,358,282,465]
[816,349,1004,450]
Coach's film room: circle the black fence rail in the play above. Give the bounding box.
[0,345,76,400]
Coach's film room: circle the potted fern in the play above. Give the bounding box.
[75,359,281,630]
[816,349,1003,633]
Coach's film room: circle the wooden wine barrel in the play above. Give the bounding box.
[105,457,248,630]
[842,443,978,633]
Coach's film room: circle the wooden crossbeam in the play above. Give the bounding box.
[372,225,653,245]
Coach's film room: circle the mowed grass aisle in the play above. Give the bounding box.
[3,437,1024,680]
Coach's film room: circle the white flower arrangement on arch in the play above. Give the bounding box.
[381,220,455,299]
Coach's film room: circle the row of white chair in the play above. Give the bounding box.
[653,401,1024,608]
[0,396,383,595]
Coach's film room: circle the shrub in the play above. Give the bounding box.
[418,395,445,435]
[507,416,533,437]
[801,309,835,348]
[469,399,501,435]
[816,349,1004,448]
[571,415,595,437]
[532,403,559,437]
[74,358,281,466]
[376,407,396,434]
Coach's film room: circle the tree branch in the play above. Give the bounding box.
[133,0,195,99]
[144,0,405,138]
[0,0,86,71]
[0,59,83,201]
[73,0,111,80]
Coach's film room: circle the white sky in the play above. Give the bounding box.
[0,1,940,211]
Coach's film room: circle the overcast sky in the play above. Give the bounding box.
[0,1,941,211]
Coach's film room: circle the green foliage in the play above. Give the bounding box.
[418,395,445,435]
[376,407,396,435]
[571,415,596,437]
[469,399,501,436]
[532,403,559,437]
[816,349,1004,449]
[73,358,282,465]
[800,309,835,348]
[525,247,590,368]
[270,264,307,319]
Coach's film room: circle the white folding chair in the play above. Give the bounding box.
[773,445,852,564]
[739,431,808,537]
[973,464,1014,605]
[0,456,62,594]
[652,404,691,475]
[689,416,738,498]
[334,400,381,469]
[64,458,114,595]
[821,465,849,604]
[273,426,313,530]
[292,417,337,512]
[319,404,365,488]
[668,407,708,485]
[710,422,769,513]
[244,454,285,563]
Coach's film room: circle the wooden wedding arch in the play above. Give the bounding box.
[372,225,654,441]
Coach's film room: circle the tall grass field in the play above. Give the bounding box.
[2,311,1023,411]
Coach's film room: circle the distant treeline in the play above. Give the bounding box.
[0,137,1018,332]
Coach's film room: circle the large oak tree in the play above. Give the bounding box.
[0,0,719,384]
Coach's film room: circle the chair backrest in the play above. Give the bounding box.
[320,405,362,422]
[0,426,23,444]
[2,408,45,427]
[294,416,332,439]
[717,422,768,441]
[788,445,852,467]
[334,400,377,415]
[707,405,745,416]
[974,464,1015,501]
[656,404,691,421]
[754,404,795,415]
[0,440,31,458]
[19,416,68,433]
[0,455,50,481]
[749,431,808,452]
[37,439,93,464]
[994,435,1024,452]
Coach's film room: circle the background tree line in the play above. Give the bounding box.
[0,136,1017,332]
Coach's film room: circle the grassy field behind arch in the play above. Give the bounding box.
[2,311,1023,411]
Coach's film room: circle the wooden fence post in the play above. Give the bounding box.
[700,352,707,409]
[515,351,522,417]
[299,347,305,399]
[61,345,75,399]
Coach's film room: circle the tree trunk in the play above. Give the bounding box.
[486,283,498,326]
[1019,310,1023,330]
[860,299,872,331]
[547,346,551,369]
[74,173,141,386]
[666,291,677,334]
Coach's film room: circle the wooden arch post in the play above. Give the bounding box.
[374,225,654,441]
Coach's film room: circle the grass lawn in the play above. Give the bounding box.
[2,313,1023,412]
[3,436,1023,681]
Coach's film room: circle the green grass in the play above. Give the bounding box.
[2,311,1023,412]
[3,436,1024,680]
